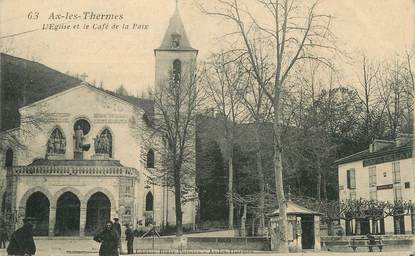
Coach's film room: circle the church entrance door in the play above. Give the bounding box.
[85,192,111,235]
[25,192,50,236]
[55,192,80,236]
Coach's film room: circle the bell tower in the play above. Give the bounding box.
[154,2,198,87]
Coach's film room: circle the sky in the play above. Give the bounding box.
[0,0,413,95]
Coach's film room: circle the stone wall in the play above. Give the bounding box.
[134,236,270,251]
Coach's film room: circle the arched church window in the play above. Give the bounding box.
[172,59,181,84]
[147,149,155,168]
[94,129,112,157]
[5,148,13,167]
[171,33,181,48]
[47,128,66,155]
[145,192,153,211]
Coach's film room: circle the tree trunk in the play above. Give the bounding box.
[241,204,247,237]
[173,163,183,236]
[393,216,401,235]
[255,123,265,236]
[327,220,334,236]
[411,208,415,234]
[355,219,361,235]
[251,217,256,236]
[228,156,234,229]
[322,173,327,200]
[273,122,289,252]
[316,171,322,201]
[371,219,377,234]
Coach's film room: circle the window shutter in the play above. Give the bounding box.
[347,169,356,189]
[393,162,401,183]
[369,166,376,187]
[347,170,351,189]
[350,169,356,189]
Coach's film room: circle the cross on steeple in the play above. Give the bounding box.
[79,72,88,82]
[176,0,179,9]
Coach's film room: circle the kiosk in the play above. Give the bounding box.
[269,200,321,252]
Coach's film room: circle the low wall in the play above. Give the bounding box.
[321,235,415,252]
[134,237,270,251]
[187,237,270,250]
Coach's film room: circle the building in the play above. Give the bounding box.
[0,6,197,236]
[335,136,415,235]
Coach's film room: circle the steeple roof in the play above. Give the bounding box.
[156,7,196,51]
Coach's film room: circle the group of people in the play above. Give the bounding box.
[93,217,135,256]
[3,216,136,256]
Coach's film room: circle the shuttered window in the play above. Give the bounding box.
[369,166,377,187]
[347,169,356,189]
[392,162,401,183]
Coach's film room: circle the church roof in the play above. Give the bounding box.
[156,8,196,51]
[0,53,155,131]
[101,89,155,118]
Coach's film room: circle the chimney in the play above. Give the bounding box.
[370,139,395,152]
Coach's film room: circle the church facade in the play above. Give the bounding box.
[0,7,197,236]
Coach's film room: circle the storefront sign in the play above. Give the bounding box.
[376,184,393,190]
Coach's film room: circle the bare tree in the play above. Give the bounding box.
[376,56,414,139]
[201,52,247,229]
[199,0,336,251]
[355,54,380,143]
[236,48,273,235]
[147,63,202,236]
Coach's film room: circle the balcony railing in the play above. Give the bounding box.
[10,165,139,177]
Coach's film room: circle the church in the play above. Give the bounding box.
[0,6,197,236]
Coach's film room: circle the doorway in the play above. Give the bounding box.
[301,216,314,249]
[25,192,50,236]
[55,192,80,236]
[85,192,111,235]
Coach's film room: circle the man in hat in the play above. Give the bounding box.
[7,217,36,256]
[112,218,122,254]
[124,223,134,254]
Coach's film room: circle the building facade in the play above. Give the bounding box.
[335,137,415,235]
[0,6,197,236]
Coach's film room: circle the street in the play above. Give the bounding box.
[0,238,412,256]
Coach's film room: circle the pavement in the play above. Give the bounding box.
[0,239,412,256]
[0,249,413,256]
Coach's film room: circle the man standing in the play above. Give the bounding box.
[7,217,36,256]
[0,224,8,249]
[93,221,119,256]
[125,224,134,254]
[113,218,122,254]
